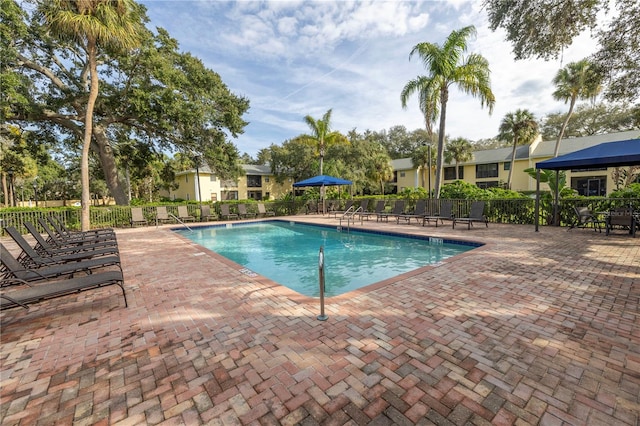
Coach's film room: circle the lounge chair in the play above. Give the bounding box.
[452,201,488,229]
[360,200,385,221]
[220,204,239,220]
[156,206,174,224]
[177,205,196,222]
[238,204,256,219]
[568,206,604,232]
[353,199,370,220]
[4,226,118,268]
[396,199,427,224]
[257,202,275,217]
[422,201,453,227]
[47,215,115,240]
[329,200,354,218]
[377,200,404,222]
[37,217,115,246]
[24,222,118,256]
[1,243,121,285]
[130,207,148,227]
[200,205,218,221]
[606,208,636,237]
[0,270,127,310]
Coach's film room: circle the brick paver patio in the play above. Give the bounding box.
[1,216,638,425]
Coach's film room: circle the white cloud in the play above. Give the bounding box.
[141,0,604,156]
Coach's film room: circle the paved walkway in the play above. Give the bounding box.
[1,217,638,425]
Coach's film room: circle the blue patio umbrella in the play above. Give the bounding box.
[293,175,353,213]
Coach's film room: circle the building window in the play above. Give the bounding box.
[221,191,238,200]
[400,172,406,178]
[444,166,464,180]
[476,181,499,189]
[185,175,188,183]
[476,163,498,178]
[247,190,262,200]
[247,175,262,188]
[503,162,511,171]
[572,176,606,196]
[265,177,270,183]
[210,175,216,182]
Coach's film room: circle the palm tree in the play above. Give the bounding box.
[401,25,495,198]
[552,59,602,157]
[367,151,394,195]
[41,0,144,230]
[498,109,539,189]
[444,137,473,180]
[302,109,347,175]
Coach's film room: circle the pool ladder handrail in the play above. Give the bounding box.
[165,213,193,232]
[338,206,363,232]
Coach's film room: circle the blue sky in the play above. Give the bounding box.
[140,1,598,157]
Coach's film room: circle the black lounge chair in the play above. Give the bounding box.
[220,204,239,220]
[377,200,404,222]
[360,200,385,221]
[329,200,354,218]
[0,270,127,310]
[238,204,256,219]
[1,243,121,286]
[423,201,454,227]
[37,217,115,246]
[452,201,488,229]
[48,215,114,238]
[24,222,118,256]
[396,199,427,224]
[4,226,118,268]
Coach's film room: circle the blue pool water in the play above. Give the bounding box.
[175,221,480,297]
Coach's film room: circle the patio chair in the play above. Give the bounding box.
[4,226,119,268]
[568,206,604,232]
[0,269,127,310]
[360,200,385,221]
[353,199,370,220]
[376,200,404,222]
[452,201,488,229]
[257,202,275,217]
[47,215,115,240]
[200,205,218,221]
[177,205,196,222]
[1,243,121,286]
[422,200,453,227]
[130,207,148,227]
[238,204,257,219]
[156,206,174,225]
[396,199,427,225]
[606,208,636,237]
[220,204,239,220]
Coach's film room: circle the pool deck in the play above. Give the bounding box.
[1,216,638,425]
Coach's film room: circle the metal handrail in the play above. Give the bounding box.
[166,213,193,232]
[339,206,363,232]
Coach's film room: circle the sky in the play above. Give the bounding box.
[140,0,600,157]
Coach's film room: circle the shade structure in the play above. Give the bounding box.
[293,175,352,215]
[536,139,640,170]
[533,137,640,231]
[293,175,352,187]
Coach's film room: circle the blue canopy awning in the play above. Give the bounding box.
[536,138,640,170]
[292,175,352,187]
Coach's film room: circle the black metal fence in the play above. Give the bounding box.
[1,198,638,235]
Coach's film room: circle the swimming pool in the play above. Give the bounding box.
[175,221,481,297]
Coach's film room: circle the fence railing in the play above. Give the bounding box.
[1,198,638,235]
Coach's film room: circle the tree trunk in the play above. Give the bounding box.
[434,88,448,199]
[81,41,99,231]
[93,125,128,205]
[553,96,576,157]
[2,173,8,208]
